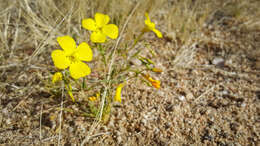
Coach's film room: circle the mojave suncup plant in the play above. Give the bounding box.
[49,12,163,122]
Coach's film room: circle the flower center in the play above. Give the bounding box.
[66,52,79,64]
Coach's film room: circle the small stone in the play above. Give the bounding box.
[241,103,246,107]
[178,95,185,101]
[212,57,224,66]
[222,90,228,95]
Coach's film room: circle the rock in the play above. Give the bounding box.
[212,57,225,67]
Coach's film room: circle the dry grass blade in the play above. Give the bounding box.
[27,2,74,64]
[57,82,65,146]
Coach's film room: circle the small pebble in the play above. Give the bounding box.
[212,57,224,66]
[178,95,185,101]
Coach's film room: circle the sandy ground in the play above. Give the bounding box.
[0,1,260,146]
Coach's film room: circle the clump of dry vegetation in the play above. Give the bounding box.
[0,0,259,145]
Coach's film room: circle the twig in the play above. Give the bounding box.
[13,92,33,111]
[39,103,43,142]
[41,136,59,142]
[195,82,222,103]
[58,82,64,146]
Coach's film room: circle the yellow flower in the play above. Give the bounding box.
[144,13,162,38]
[51,36,93,79]
[65,83,75,102]
[52,72,63,83]
[82,13,119,43]
[114,83,125,103]
[143,74,160,89]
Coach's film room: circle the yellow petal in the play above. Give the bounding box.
[144,13,156,30]
[65,84,75,102]
[69,61,91,79]
[152,28,162,38]
[102,24,119,39]
[82,18,97,31]
[145,20,155,30]
[145,13,151,22]
[57,36,76,55]
[95,13,110,28]
[52,72,63,83]
[76,42,93,61]
[114,83,125,103]
[51,50,70,69]
[90,31,106,43]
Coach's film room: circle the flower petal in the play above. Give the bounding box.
[152,28,162,38]
[145,13,151,22]
[114,83,125,103]
[144,13,156,31]
[90,31,106,43]
[51,50,70,69]
[145,19,155,30]
[95,13,110,28]
[102,24,119,39]
[69,61,91,79]
[82,18,97,31]
[57,36,76,55]
[76,42,93,61]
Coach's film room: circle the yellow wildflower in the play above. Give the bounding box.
[144,13,162,38]
[52,72,62,83]
[51,36,93,79]
[82,13,119,43]
[65,84,75,102]
[114,83,125,103]
[143,74,160,89]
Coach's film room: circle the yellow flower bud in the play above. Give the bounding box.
[114,83,125,103]
[52,72,62,83]
[142,74,160,89]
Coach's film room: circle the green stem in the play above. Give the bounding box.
[97,44,107,66]
[82,77,86,89]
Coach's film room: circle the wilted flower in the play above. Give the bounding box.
[82,13,119,43]
[51,36,93,79]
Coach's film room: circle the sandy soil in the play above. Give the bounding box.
[0,2,260,146]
